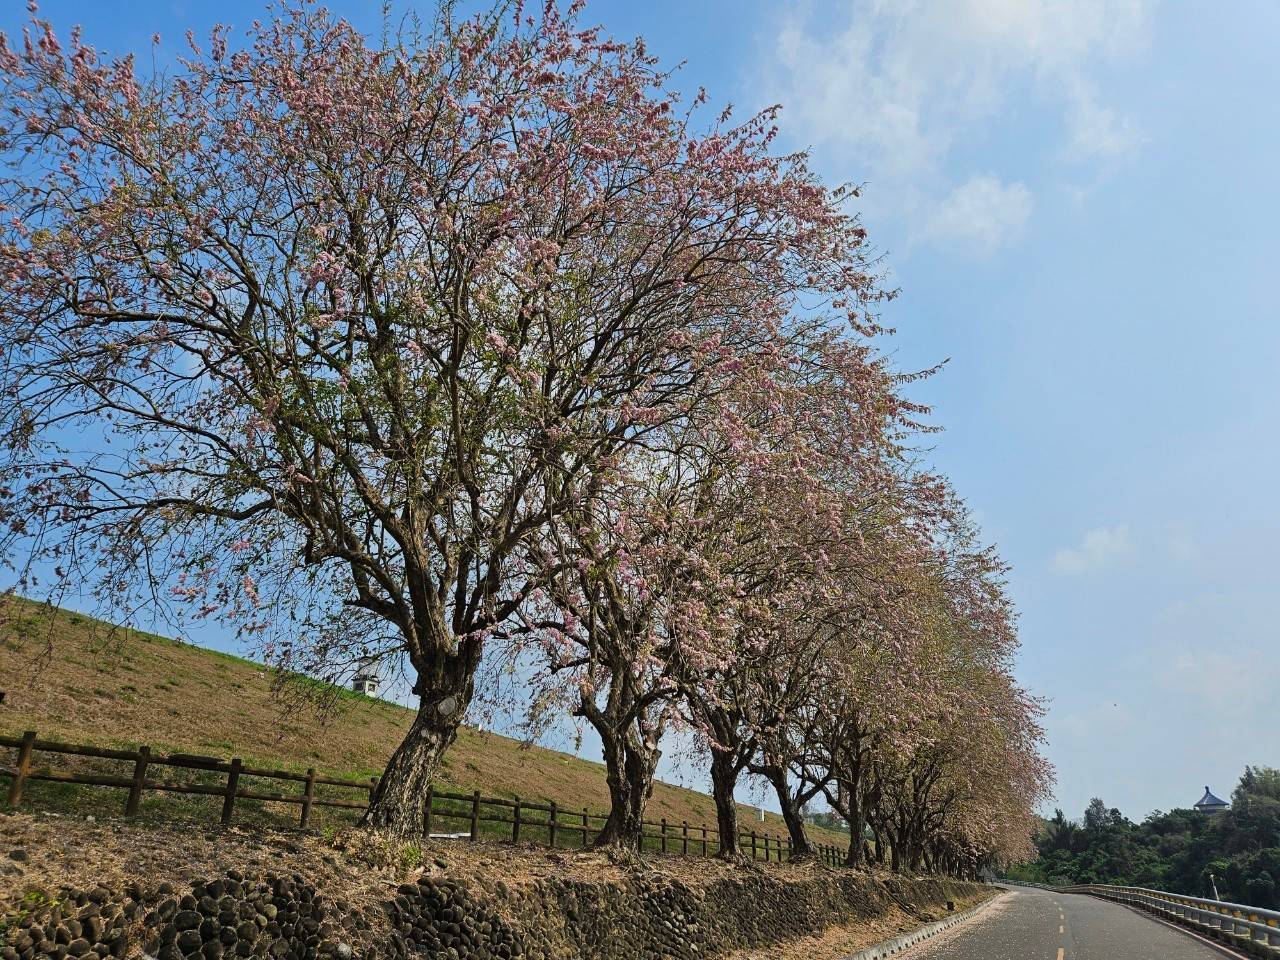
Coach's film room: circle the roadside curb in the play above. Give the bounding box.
[841,891,1003,960]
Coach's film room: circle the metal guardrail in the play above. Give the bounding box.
[1061,884,1280,954]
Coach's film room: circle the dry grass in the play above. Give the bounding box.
[0,596,845,847]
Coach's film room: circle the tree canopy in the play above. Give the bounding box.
[0,0,1051,867]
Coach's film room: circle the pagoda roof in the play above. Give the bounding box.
[1194,786,1228,809]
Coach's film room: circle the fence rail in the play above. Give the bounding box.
[0,731,850,867]
[1059,883,1280,951]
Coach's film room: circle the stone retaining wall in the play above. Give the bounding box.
[2,860,982,960]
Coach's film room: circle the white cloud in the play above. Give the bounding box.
[924,175,1031,254]
[761,0,1150,249]
[1052,524,1134,573]
[1062,78,1145,161]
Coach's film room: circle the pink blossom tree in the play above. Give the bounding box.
[854,514,1052,875]
[0,2,892,833]
[807,640,917,868]
[667,335,934,859]
[512,322,921,853]
[516,438,704,851]
[721,485,947,858]
[867,667,1050,878]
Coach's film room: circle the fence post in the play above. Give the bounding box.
[549,801,558,849]
[368,776,378,807]
[470,790,481,842]
[125,745,150,817]
[512,796,522,844]
[299,768,316,829]
[682,821,689,856]
[423,783,434,837]
[582,807,589,847]
[751,830,758,861]
[661,819,668,854]
[784,837,791,860]
[6,731,36,808]
[221,758,242,826]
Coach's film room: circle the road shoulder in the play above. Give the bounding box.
[844,890,1012,960]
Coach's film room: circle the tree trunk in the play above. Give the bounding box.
[362,633,480,835]
[761,766,813,858]
[906,825,925,872]
[844,787,865,868]
[777,793,812,858]
[592,721,660,851]
[845,817,865,867]
[361,691,465,834]
[709,749,741,858]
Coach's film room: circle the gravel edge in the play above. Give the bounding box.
[839,889,1003,960]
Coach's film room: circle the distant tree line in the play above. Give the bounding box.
[1008,767,1280,908]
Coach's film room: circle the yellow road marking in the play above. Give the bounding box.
[1057,949,1065,960]
[1059,925,1064,933]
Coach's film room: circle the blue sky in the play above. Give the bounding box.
[8,0,1280,823]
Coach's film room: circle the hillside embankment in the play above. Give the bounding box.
[0,597,845,850]
[0,813,989,960]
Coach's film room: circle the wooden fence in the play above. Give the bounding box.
[0,731,850,867]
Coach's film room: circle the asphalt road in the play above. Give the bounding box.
[905,885,1232,960]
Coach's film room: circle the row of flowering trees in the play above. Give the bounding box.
[0,1,1050,875]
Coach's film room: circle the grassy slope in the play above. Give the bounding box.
[0,596,843,846]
